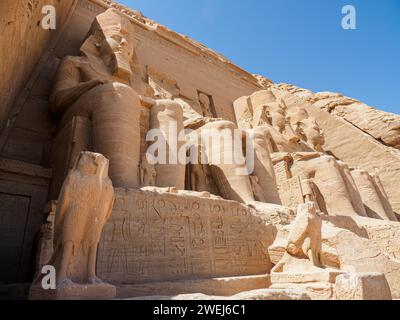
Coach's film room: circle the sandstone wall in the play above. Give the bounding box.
[97,189,275,284]
[0,0,75,133]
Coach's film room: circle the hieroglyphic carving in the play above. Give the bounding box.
[97,189,274,284]
[274,161,303,208]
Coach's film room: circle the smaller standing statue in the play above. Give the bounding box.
[50,152,116,299]
[140,154,157,187]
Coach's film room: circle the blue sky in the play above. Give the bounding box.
[119,0,400,114]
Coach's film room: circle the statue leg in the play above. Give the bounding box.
[252,128,282,204]
[337,162,367,217]
[91,83,142,188]
[307,248,322,268]
[199,121,255,203]
[150,100,186,190]
[352,169,397,221]
[295,156,361,217]
[58,241,74,284]
[88,245,102,284]
[372,173,398,222]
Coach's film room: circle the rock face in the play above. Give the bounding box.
[0,0,399,301]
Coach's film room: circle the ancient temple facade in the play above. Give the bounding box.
[0,0,399,300]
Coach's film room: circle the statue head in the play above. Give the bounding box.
[295,118,325,151]
[262,102,300,143]
[269,103,287,133]
[83,9,135,82]
[74,152,110,178]
[288,107,310,125]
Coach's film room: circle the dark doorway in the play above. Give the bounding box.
[0,193,32,284]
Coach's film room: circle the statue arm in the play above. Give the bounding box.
[292,152,322,161]
[50,57,103,116]
[139,95,156,109]
[271,152,293,164]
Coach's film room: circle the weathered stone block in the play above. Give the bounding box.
[334,273,392,300]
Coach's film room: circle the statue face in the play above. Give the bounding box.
[94,9,135,81]
[296,118,325,149]
[100,29,134,80]
[266,102,288,133]
[75,152,110,177]
[271,108,286,132]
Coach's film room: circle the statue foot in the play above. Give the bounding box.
[89,276,105,285]
[57,278,76,289]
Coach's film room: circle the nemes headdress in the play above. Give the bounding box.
[80,8,135,56]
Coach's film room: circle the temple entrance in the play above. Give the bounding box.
[0,193,32,284]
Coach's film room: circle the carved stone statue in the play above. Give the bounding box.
[50,8,143,189]
[300,178,317,203]
[49,152,115,298]
[249,175,267,202]
[140,154,157,187]
[186,118,256,203]
[249,126,282,204]
[234,89,398,219]
[179,95,256,203]
[295,118,325,152]
[188,147,216,193]
[272,202,323,273]
[140,96,186,190]
[199,92,214,118]
[351,169,397,221]
[251,93,366,216]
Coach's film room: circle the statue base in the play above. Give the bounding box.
[270,271,343,300]
[29,282,117,300]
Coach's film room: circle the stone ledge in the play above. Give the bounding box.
[115,275,271,299]
[271,271,343,284]
[127,289,310,301]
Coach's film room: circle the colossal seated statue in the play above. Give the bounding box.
[50,9,143,190]
[234,90,397,221]
[49,7,395,222]
[183,97,256,203]
[50,7,258,203]
[140,96,186,190]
